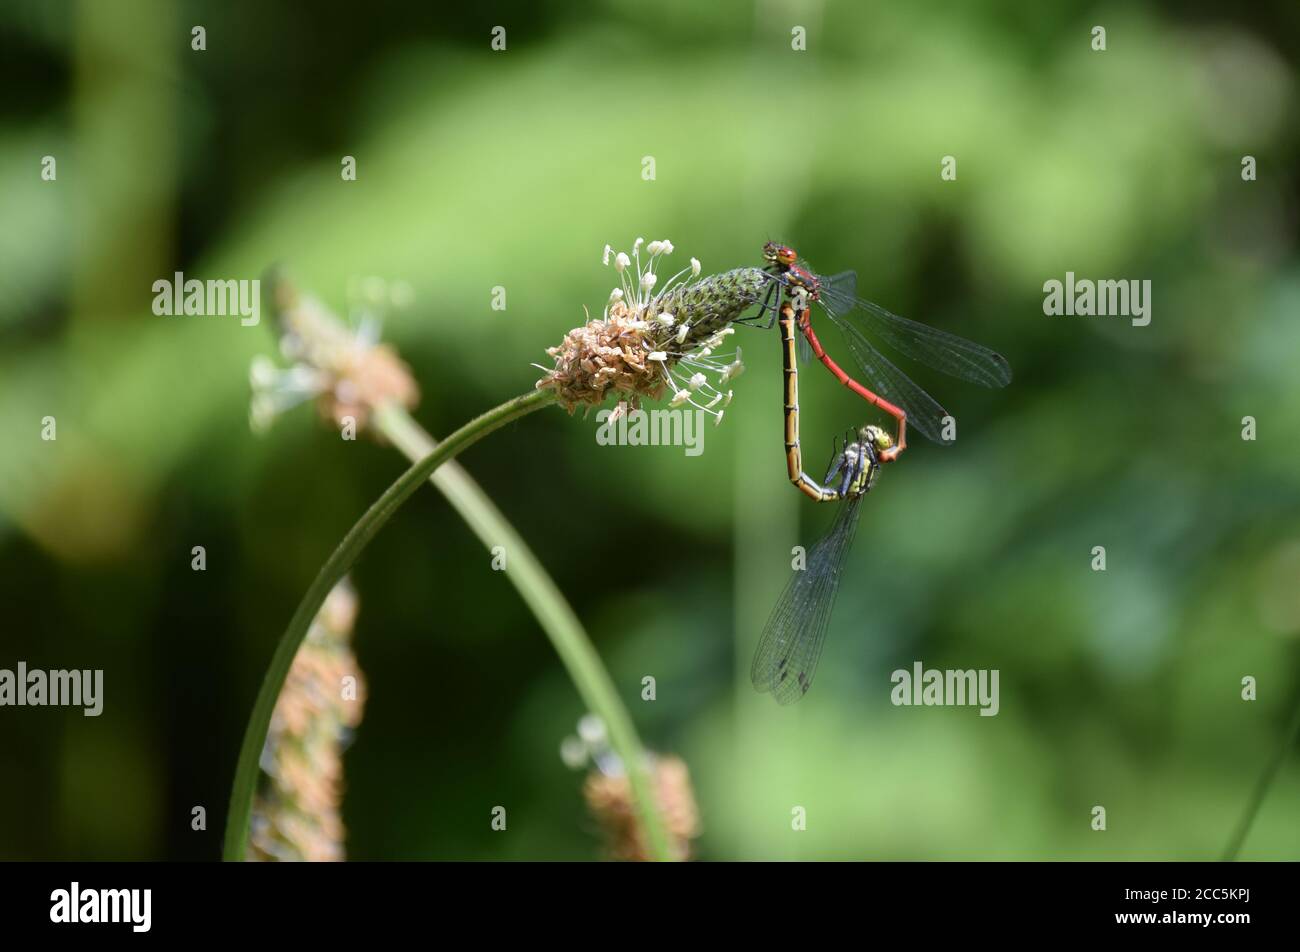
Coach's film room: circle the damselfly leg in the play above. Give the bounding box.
[732,274,783,328]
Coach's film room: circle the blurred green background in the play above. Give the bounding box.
[1,0,1298,860]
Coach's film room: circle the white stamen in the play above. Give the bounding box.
[250,355,278,390]
[721,347,744,383]
[577,714,607,746]
[280,334,305,361]
[560,736,588,770]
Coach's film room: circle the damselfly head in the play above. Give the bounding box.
[762,241,799,268]
[860,424,893,454]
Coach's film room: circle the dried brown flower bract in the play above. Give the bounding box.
[564,714,701,861]
[536,301,665,412]
[584,755,701,862]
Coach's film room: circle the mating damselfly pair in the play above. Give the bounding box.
[719,243,1012,704]
[547,239,1011,704]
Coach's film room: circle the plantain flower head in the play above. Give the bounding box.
[535,239,767,422]
[560,714,701,862]
[249,272,419,435]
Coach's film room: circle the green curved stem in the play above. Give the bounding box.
[224,387,671,861]
[224,389,543,859]
[372,402,671,861]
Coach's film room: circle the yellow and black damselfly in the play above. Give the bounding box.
[752,420,893,705]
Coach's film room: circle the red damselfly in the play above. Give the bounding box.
[755,241,1012,460]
